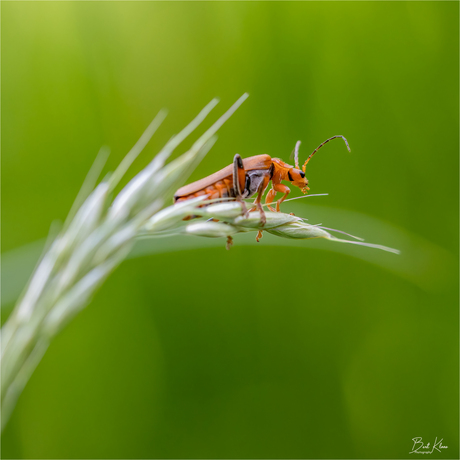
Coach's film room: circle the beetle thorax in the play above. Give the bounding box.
[271,158,293,182]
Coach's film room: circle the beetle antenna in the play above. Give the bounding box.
[302,135,351,173]
[294,140,301,169]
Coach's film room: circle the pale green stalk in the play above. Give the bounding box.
[140,202,400,254]
[0,94,248,431]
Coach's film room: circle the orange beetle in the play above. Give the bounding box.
[174,135,350,230]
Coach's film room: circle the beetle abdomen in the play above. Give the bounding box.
[174,177,235,203]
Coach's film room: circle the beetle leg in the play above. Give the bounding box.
[233,154,248,217]
[226,235,233,250]
[232,154,246,196]
[251,175,270,226]
[272,183,291,212]
[265,188,277,212]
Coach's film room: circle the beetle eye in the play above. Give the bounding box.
[299,171,305,178]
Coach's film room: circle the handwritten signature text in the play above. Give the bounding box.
[410,437,448,454]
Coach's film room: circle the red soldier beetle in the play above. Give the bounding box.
[174,135,350,235]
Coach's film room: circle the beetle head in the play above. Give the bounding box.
[287,167,310,194]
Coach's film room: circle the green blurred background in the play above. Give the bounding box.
[1,1,458,458]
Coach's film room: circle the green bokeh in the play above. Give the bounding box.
[1,2,458,458]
